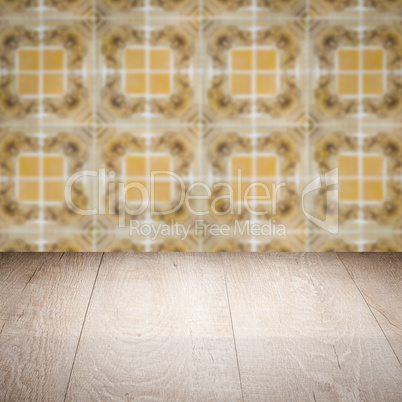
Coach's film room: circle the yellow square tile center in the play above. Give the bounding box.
[124,154,173,204]
[230,154,277,203]
[17,48,65,96]
[230,48,278,96]
[337,48,384,96]
[17,154,66,203]
[338,154,385,202]
[124,48,172,96]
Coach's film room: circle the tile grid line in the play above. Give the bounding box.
[251,0,257,252]
[2,173,401,183]
[145,0,152,252]
[1,15,402,22]
[1,122,402,128]
[38,0,44,251]
[305,0,311,251]
[3,68,402,74]
[92,0,98,252]
[2,228,402,235]
[358,0,363,251]
[4,70,401,89]
[198,0,204,251]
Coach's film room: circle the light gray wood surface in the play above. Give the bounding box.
[338,252,402,364]
[65,253,243,401]
[224,253,402,401]
[0,252,401,401]
[0,252,103,401]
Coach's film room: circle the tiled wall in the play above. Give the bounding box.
[0,0,401,251]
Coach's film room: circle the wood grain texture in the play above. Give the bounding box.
[224,253,402,401]
[1,252,401,401]
[0,252,102,401]
[338,252,402,364]
[0,253,51,334]
[66,253,243,402]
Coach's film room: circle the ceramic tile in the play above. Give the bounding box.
[307,126,402,239]
[308,19,402,129]
[0,125,97,238]
[201,18,308,127]
[1,0,401,251]
[0,20,95,126]
[94,17,200,126]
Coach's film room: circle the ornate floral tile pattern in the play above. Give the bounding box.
[0,0,401,251]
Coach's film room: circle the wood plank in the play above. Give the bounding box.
[0,252,50,282]
[0,253,51,324]
[0,252,103,401]
[338,252,402,364]
[66,253,242,401]
[0,253,54,356]
[225,253,402,401]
